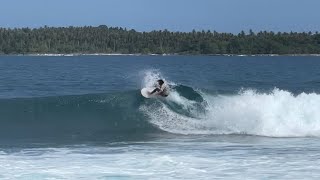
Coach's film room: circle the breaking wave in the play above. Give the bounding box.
[0,70,319,141]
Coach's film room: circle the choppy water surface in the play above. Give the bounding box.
[0,55,320,179]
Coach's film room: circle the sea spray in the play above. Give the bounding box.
[142,87,320,137]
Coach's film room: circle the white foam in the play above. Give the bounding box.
[142,88,320,137]
[141,69,163,88]
[2,140,320,179]
[0,147,214,179]
[141,69,176,89]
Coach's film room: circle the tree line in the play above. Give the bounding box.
[0,25,319,55]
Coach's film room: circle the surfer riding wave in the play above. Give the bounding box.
[150,79,169,97]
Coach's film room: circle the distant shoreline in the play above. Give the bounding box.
[2,26,320,55]
[1,53,320,57]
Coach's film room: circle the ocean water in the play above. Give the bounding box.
[0,55,320,179]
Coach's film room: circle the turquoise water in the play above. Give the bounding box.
[0,55,320,179]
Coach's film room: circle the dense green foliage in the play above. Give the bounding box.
[0,26,319,55]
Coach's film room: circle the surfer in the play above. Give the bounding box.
[150,79,169,97]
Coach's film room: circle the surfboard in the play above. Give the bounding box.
[141,88,156,98]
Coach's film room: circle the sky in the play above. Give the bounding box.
[0,0,319,33]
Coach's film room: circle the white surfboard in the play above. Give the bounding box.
[141,88,156,98]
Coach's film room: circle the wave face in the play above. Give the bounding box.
[0,91,157,141]
[0,71,320,141]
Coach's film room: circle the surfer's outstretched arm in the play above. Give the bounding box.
[150,88,160,94]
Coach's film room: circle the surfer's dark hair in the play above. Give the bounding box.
[157,79,164,85]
